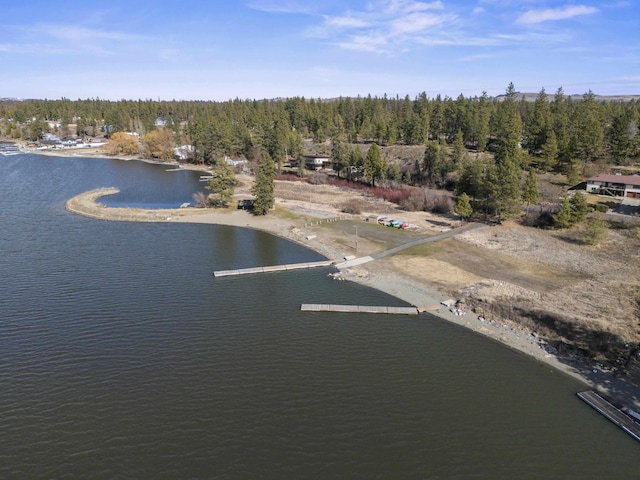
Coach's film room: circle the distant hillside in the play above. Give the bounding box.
[3,93,640,103]
[494,92,640,102]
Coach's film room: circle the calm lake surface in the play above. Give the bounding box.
[1,153,638,479]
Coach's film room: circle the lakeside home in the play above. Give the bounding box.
[586,174,640,198]
[303,154,331,170]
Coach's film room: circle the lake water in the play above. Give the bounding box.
[1,153,638,479]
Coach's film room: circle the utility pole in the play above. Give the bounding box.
[354,225,358,255]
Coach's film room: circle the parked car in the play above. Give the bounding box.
[237,199,254,210]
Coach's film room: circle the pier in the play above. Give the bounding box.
[577,390,640,442]
[301,304,419,315]
[213,260,334,277]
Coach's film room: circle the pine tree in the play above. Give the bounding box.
[492,83,523,217]
[346,146,364,181]
[452,130,468,165]
[422,141,439,185]
[551,87,571,167]
[296,152,305,178]
[474,91,491,151]
[609,111,634,164]
[522,87,551,154]
[251,152,276,215]
[569,191,588,224]
[540,131,558,172]
[331,138,347,178]
[570,90,605,168]
[363,142,385,186]
[522,168,539,213]
[494,142,522,216]
[554,198,574,229]
[584,212,608,245]
[454,193,473,222]
[388,160,402,183]
[456,155,490,201]
[436,146,453,186]
[206,160,237,207]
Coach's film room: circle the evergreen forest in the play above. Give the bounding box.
[2,83,639,219]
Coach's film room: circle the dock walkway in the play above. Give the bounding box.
[214,223,486,278]
[577,390,640,442]
[371,222,485,260]
[213,260,334,277]
[301,304,418,315]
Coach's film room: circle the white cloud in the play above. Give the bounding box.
[279,0,595,54]
[516,5,598,24]
[4,22,156,57]
[325,15,370,28]
[390,12,447,34]
[337,32,390,53]
[312,0,458,53]
[246,0,315,14]
[457,53,495,62]
[44,25,146,43]
[383,0,444,14]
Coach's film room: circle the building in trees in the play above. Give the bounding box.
[586,174,640,198]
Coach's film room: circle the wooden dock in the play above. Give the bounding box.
[577,390,640,442]
[213,260,334,277]
[301,304,419,315]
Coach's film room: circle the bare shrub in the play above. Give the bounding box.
[399,188,452,213]
[399,189,428,211]
[308,172,328,185]
[275,172,305,182]
[376,186,414,205]
[430,194,453,214]
[341,199,364,214]
[192,191,209,208]
[521,209,555,228]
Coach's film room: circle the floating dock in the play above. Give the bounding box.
[301,304,419,315]
[213,260,334,277]
[577,390,640,442]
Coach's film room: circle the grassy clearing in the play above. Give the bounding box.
[398,238,581,293]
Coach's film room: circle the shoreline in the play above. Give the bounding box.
[65,186,625,396]
[36,145,638,410]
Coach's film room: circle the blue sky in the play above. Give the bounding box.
[1,0,638,100]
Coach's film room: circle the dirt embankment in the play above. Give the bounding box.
[386,220,640,376]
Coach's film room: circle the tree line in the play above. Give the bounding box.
[1,83,638,222]
[1,84,638,169]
